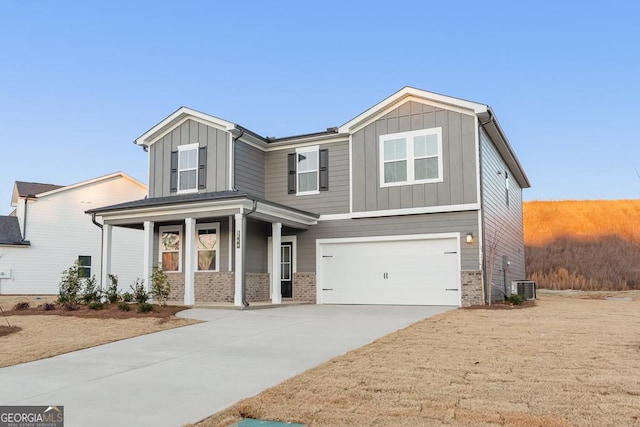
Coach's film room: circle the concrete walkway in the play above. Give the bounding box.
[0,305,454,427]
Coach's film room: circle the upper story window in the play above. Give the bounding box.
[196,223,219,271]
[287,146,329,195]
[159,226,181,272]
[170,143,207,194]
[379,128,443,187]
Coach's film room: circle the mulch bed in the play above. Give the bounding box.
[0,325,22,338]
[3,303,188,319]
[464,300,536,310]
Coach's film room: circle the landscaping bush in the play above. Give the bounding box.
[130,279,148,304]
[81,275,101,304]
[58,262,84,305]
[87,301,104,310]
[117,302,131,312]
[62,302,79,311]
[121,292,134,303]
[12,301,29,311]
[104,274,120,304]
[137,302,154,313]
[508,294,526,305]
[150,266,171,306]
[42,303,56,311]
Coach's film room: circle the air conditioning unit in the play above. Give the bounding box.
[511,280,536,300]
[0,268,12,279]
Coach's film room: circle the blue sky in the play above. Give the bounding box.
[1,1,638,213]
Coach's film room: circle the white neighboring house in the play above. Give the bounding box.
[0,172,147,294]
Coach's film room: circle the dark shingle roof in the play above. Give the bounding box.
[86,190,319,218]
[15,181,64,197]
[0,216,26,245]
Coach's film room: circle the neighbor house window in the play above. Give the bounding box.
[78,256,91,278]
[195,223,220,271]
[379,128,443,187]
[159,226,181,271]
[178,143,199,192]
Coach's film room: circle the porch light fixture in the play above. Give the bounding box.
[466,232,474,244]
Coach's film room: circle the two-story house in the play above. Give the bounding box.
[88,87,530,307]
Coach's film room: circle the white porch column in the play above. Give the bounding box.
[271,222,282,304]
[184,217,196,306]
[234,212,244,306]
[101,224,112,290]
[142,221,154,292]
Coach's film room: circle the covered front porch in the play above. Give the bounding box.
[87,191,318,306]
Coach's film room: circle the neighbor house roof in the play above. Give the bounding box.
[15,181,64,197]
[0,216,27,245]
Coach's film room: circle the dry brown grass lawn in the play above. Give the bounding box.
[0,295,199,368]
[195,291,640,427]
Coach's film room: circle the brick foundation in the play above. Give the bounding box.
[461,270,484,307]
[166,273,185,302]
[293,272,316,303]
[246,273,270,302]
[195,272,234,303]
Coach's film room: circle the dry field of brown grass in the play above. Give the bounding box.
[194,291,640,427]
[524,200,640,290]
[0,295,199,368]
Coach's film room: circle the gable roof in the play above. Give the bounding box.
[35,172,146,199]
[0,216,27,245]
[15,181,63,197]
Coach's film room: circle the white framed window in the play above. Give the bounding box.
[379,128,443,187]
[178,143,199,193]
[159,226,182,272]
[296,145,319,195]
[195,223,220,271]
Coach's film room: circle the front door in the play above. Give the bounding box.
[281,242,293,298]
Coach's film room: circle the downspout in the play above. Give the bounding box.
[91,213,104,289]
[229,127,244,191]
[22,197,30,242]
[478,111,492,304]
[240,199,258,309]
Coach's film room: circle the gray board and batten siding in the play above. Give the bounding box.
[149,119,230,198]
[265,140,350,215]
[352,101,478,213]
[290,211,480,273]
[479,128,526,301]
[234,142,266,198]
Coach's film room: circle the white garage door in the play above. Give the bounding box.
[318,236,460,306]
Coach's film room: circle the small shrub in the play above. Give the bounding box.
[81,275,101,304]
[130,279,148,304]
[58,262,83,305]
[104,274,120,304]
[42,303,56,311]
[117,302,131,312]
[121,292,134,303]
[508,294,526,305]
[12,301,30,311]
[137,302,154,313]
[150,266,171,306]
[87,301,104,310]
[62,302,79,311]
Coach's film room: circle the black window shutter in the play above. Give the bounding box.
[170,150,178,193]
[287,153,296,194]
[319,149,329,191]
[198,146,207,190]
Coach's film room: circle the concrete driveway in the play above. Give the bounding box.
[0,304,454,427]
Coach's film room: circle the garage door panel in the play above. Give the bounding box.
[319,237,460,306]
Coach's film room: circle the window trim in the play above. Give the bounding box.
[159,226,182,272]
[379,128,443,187]
[296,145,320,195]
[195,222,220,272]
[177,143,199,194]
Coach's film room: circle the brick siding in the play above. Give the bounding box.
[293,272,316,303]
[195,272,234,303]
[461,270,484,307]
